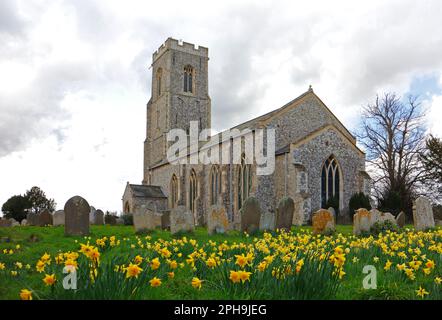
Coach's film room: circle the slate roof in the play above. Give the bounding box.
[128,184,167,198]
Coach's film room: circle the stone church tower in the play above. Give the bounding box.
[143,38,211,184]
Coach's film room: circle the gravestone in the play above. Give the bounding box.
[371,209,397,226]
[94,210,104,225]
[89,206,96,224]
[396,211,406,228]
[207,205,229,235]
[53,210,65,226]
[64,196,90,236]
[133,207,160,232]
[161,210,170,230]
[105,214,117,225]
[312,209,335,235]
[9,219,19,227]
[116,217,124,225]
[239,197,261,234]
[353,208,372,235]
[328,207,336,217]
[38,209,53,226]
[21,219,28,226]
[26,212,39,226]
[170,205,195,235]
[275,197,294,230]
[413,196,435,231]
[260,211,275,231]
[0,219,12,227]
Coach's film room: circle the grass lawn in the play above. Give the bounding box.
[0,225,440,300]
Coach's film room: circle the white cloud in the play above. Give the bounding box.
[1,0,442,213]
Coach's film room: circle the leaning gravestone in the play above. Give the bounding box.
[275,197,295,230]
[93,210,104,225]
[413,196,435,231]
[38,209,53,226]
[353,208,372,235]
[170,205,195,235]
[207,205,229,235]
[53,210,65,226]
[396,211,406,228]
[26,212,39,226]
[64,196,90,236]
[161,210,170,230]
[21,219,28,226]
[312,209,335,235]
[239,197,261,234]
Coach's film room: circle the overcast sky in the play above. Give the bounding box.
[1,0,442,214]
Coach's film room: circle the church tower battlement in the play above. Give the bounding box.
[143,38,211,184]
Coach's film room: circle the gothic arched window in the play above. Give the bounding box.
[210,165,221,205]
[184,65,194,93]
[156,68,162,97]
[189,169,197,220]
[321,155,341,208]
[170,174,178,208]
[237,154,252,211]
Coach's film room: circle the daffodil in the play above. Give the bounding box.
[43,274,56,286]
[126,263,143,278]
[191,277,203,289]
[19,289,32,300]
[149,277,162,287]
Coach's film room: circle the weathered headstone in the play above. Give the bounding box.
[275,197,294,230]
[64,196,90,236]
[21,219,28,226]
[93,209,104,225]
[38,209,53,226]
[26,213,39,226]
[371,209,397,226]
[413,196,435,231]
[105,214,117,225]
[133,207,161,231]
[328,207,336,217]
[89,206,96,224]
[396,211,406,228]
[0,219,12,227]
[260,211,275,231]
[312,209,335,235]
[161,210,170,230]
[170,205,195,235]
[9,219,20,227]
[53,210,65,226]
[116,217,124,225]
[207,205,229,235]
[239,197,261,234]
[353,208,372,235]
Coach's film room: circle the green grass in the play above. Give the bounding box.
[0,225,440,300]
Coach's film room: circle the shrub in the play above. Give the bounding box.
[349,192,372,217]
[122,214,133,226]
[370,220,398,235]
[378,190,402,215]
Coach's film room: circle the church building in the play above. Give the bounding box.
[122,37,370,226]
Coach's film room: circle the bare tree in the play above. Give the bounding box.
[357,93,427,216]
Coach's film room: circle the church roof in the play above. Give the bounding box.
[128,184,167,199]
